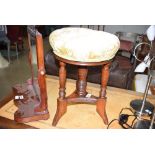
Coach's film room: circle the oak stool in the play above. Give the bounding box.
[49,27,120,126]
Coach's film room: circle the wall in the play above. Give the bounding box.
[104,25,149,34]
[71,25,149,34]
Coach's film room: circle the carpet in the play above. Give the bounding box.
[0,75,155,129]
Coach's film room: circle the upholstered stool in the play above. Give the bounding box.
[49,27,120,126]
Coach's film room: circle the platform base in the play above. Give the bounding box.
[130,99,154,116]
[14,111,49,123]
[12,78,49,123]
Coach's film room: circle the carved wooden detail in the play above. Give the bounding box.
[13,26,49,123]
[52,56,111,126]
[76,67,88,97]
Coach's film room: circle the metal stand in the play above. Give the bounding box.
[131,70,155,129]
[130,74,154,116]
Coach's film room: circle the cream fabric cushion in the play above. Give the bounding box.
[49,27,120,62]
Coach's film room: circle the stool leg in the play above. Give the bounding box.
[52,61,67,126]
[76,66,88,97]
[96,63,110,125]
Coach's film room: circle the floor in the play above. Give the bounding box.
[1,76,154,129]
[0,37,51,103]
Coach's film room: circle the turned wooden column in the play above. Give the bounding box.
[96,63,110,125]
[52,61,67,126]
[52,55,112,126]
[76,67,88,97]
[59,61,67,99]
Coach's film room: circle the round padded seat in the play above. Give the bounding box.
[49,27,120,62]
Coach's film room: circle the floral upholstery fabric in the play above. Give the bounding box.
[49,27,120,62]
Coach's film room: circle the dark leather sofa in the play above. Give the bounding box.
[44,31,141,90]
[44,49,135,90]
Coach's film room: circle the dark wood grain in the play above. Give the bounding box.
[0,116,37,129]
[52,61,67,126]
[0,94,37,129]
[59,61,66,99]
[76,67,88,97]
[55,55,111,66]
[52,56,111,126]
[13,26,49,123]
[0,92,13,109]
[96,63,111,125]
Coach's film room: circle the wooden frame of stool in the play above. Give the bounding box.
[52,55,111,126]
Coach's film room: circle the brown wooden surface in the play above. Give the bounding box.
[76,66,88,96]
[55,55,112,66]
[52,56,111,126]
[14,27,49,123]
[1,76,155,129]
[0,94,37,129]
[52,61,67,126]
[0,92,13,109]
[36,33,48,111]
[0,116,37,129]
[96,63,111,125]
[59,61,66,99]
